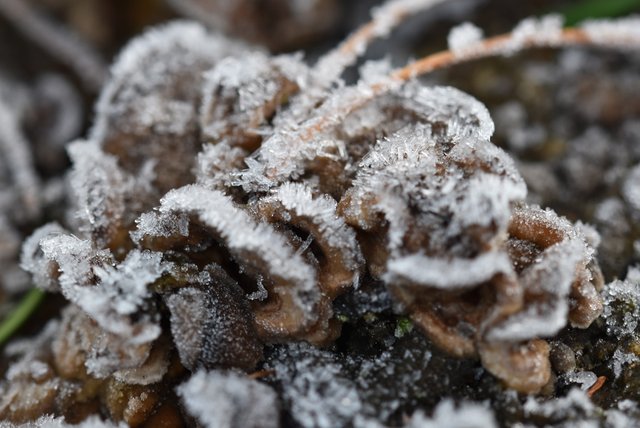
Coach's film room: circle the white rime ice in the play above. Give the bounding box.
[448,22,484,57]
[405,400,497,428]
[582,16,640,49]
[38,233,168,345]
[177,370,279,428]
[601,266,640,339]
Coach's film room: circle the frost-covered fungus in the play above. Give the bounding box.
[165,264,263,371]
[0,321,59,423]
[334,88,525,356]
[256,182,364,343]
[50,306,171,424]
[167,0,340,51]
[133,185,322,342]
[338,90,523,277]
[503,205,604,330]
[23,230,175,385]
[476,205,603,392]
[332,87,604,391]
[239,82,499,199]
[178,370,280,428]
[200,52,305,152]
[90,21,249,197]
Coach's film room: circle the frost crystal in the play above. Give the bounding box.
[20,223,67,292]
[91,21,248,196]
[565,371,598,391]
[505,15,564,53]
[448,22,484,57]
[39,234,166,344]
[177,370,279,428]
[258,182,364,291]
[601,267,640,339]
[611,348,640,379]
[200,52,305,149]
[582,16,640,49]
[406,400,497,428]
[266,340,432,427]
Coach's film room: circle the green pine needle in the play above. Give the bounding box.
[0,288,45,347]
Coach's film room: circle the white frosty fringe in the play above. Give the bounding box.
[601,266,640,339]
[385,251,515,289]
[39,234,167,344]
[486,239,586,342]
[239,84,496,192]
[503,14,565,54]
[523,388,594,420]
[199,51,308,143]
[262,182,364,280]
[20,223,67,292]
[67,140,128,234]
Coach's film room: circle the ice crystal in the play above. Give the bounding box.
[405,400,497,428]
[505,15,564,54]
[582,16,640,49]
[523,388,595,421]
[266,339,432,427]
[565,371,598,391]
[91,21,248,196]
[601,267,640,339]
[448,22,484,57]
[38,235,166,345]
[611,348,640,379]
[177,370,279,428]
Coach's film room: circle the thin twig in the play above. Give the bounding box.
[248,369,275,380]
[291,25,632,155]
[251,17,640,186]
[313,0,449,85]
[587,375,607,397]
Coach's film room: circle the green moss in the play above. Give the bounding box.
[394,317,414,338]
